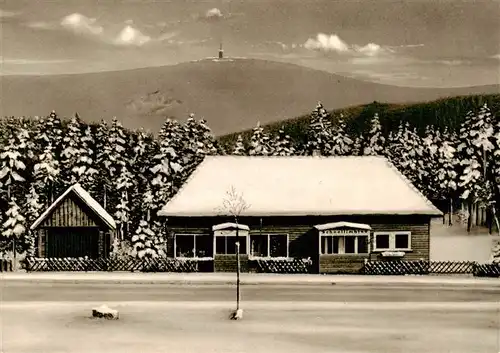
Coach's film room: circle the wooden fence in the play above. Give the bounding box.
[17,257,500,277]
[251,258,312,274]
[363,260,500,277]
[25,257,213,273]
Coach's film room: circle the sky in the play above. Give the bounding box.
[1,0,499,87]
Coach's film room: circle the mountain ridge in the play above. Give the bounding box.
[1,58,499,135]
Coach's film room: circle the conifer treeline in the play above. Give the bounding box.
[0,101,499,259]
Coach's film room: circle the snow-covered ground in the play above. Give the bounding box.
[430,217,499,262]
[1,301,498,353]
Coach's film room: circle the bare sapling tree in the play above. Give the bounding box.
[220,185,250,320]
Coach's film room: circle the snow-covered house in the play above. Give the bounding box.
[30,184,116,259]
[158,156,443,274]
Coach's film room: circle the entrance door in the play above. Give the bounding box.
[46,227,100,259]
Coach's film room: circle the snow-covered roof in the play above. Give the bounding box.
[31,183,116,230]
[158,156,443,217]
[212,222,250,231]
[314,222,372,231]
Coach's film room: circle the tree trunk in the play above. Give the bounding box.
[448,197,453,226]
[467,201,472,233]
[488,208,493,234]
[103,186,107,210]
[492,205,500,237]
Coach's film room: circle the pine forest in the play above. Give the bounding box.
[1,99,499,259]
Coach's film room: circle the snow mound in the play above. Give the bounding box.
[92,304,119,320]
[229,308,243,320]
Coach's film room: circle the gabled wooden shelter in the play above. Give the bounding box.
[31,184,116,259]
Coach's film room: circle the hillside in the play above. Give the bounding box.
[1,58,499,136]
[219,94,500,147]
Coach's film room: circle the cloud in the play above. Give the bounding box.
[304,33,350,53]
[0,9,19,18]
[61,13,103,36]
[304,33,395,57]
[205,8,224,20]
[26,21,56,30]
[353,43,393,57]
[491,54,500,60]
[26,12,182,48]
[114,25,151,46]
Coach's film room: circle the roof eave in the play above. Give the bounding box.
[160,210,444,218]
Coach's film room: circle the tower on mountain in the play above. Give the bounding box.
[218,43,224,59]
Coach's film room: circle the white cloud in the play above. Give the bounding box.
[26,21,55,30]
[304,33,396,58]
[0,9,19,18]
[491,54,500,60]
[354,43,389,57]
[205,8,224,19]
[27,12,184,48]
[114,25,151,46]
[304,33,350,53]
[60,13,103,36]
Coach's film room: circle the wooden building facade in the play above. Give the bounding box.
[159,156,442,274]
[30,184,117,259]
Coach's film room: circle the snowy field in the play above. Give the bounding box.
[1,301,498,353]
[430,217,498,262]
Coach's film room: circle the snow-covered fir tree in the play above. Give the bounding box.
[271,127,296,156]
[249,121,274,156]
[72,125,98,192]
[2,197,26,253]
[60,114,85,188]
[457,104,496,213]
[351,133,365,156]
[131,220,166,259]
[114,161,135,240]
[420,125,442,199]
[403,124,427,194]
[386,121,405,165]
[94,120,111,208]
[130,129,158,227]
[150,119,184,212]
[436,127,460,223]
[37,111,64,157]
[33,143,60,204]
[195,118,219,157]
[103,117,129,213]
[0,131,27,198]
[182,115,219,178]
[306,102,332,155]
[24,184,43,256]
[330,114,353,156]
[363,113,385,156]
[232,134,247,155]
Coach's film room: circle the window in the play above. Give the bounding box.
[175,234,212,258]
[373,232,411,251]
[251,234,288,257]
[320,235,369,255]
[375,234,390,250]
[216,236,248,255]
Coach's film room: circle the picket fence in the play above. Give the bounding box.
[9,257,500,278]
[362,260,500,277]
